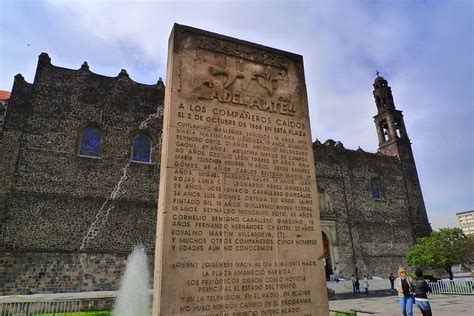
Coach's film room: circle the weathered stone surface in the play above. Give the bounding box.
[0,252,131,294]
[0,53,164,256]
[314,142,420,278]
[0,35,432,296]
[153,24,329,315]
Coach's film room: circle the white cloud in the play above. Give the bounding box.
[1,0,472,220]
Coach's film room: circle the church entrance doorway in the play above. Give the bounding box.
[322,231,332,280]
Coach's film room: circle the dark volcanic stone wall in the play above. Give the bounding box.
[0,252,128,294]
[0,54,163,294]
[1,53,163,253]
[0,53,430,294]
[314,141,417,277]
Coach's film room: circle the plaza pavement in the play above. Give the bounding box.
[327,278,394,294]
[327,279,474,315]
[329,293,474,315]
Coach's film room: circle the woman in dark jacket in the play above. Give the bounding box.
[413,268,432,316]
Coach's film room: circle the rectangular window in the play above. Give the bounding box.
[370,179,381,200]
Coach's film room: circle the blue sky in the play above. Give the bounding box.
[0,0,472,229]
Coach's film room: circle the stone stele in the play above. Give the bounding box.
[153,24,329,316]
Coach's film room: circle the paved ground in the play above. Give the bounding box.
[327,279,394,294]
[329,294,474,315]
[327,278,473,315]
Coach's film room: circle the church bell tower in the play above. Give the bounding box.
[372,73,432,238]
[373,74,411,159]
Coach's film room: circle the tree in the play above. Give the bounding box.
[461,235,474,268]
[405,228,472,280]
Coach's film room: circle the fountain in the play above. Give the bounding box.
[80,103,163,251]
[112,245,151,316]
[78,104,162,315]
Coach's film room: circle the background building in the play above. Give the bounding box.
[457,210,474,236]
[0,53,431,295]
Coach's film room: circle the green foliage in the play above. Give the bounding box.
[461,235,474,266]
[330,312,356,316]
[32,311,111,316]
[406,228,470,271]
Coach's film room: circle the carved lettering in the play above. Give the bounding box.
[154,25,327,315]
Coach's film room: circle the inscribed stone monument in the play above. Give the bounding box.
[153,24,329,315]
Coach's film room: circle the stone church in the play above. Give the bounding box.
[0,53,431,294]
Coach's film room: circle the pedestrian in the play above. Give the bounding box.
[334,266,340,282]
[363,275,369,295]
[389,272,396,291]
[351,274,357,294]
[395,266,414,316]
[323,258,329,280]
[413,268,432,316]
[329,267,334,283]
[355,277,361,294]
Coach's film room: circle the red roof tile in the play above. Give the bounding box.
[0,90,11,100]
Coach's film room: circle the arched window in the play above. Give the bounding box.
[370,178,382,200]
[131,134,152,163]
[79,127,102,157]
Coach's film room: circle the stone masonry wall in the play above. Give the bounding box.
[314,140,416,278]
[0,53,430,295]
[0,53,164,254]
[0,75,33,226]
[4,192,156,252]
[0,252,153,295]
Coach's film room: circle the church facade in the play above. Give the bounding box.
[0,53,431,294]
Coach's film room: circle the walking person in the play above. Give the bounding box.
[363,275,369,295]
[329,267,334,283]
[351,275,357,294]
[395,267,414,316]
[334,266,340,283]
[413,268,432,316]
[389,272,396,291]
[355,277,361,294]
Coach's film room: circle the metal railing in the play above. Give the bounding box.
[0,291,117,315]
[0,301,81,315]
[428,278,473,295]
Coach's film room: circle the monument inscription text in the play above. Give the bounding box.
[154,24,329,316]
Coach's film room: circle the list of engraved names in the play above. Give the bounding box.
[168,104,318,315]
[154,25,328,316]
